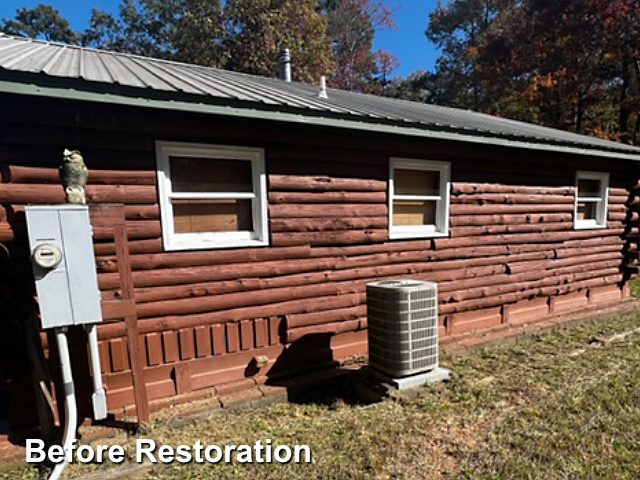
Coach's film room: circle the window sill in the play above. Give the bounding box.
[574,222,607,230]
[163,238,269,251]
[389,229,449,240]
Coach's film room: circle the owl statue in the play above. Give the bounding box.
[60,149,88,204]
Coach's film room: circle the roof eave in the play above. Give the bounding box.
[2,75,640,162]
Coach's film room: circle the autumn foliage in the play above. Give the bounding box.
[1,0,397,93]
[421,0,640,144]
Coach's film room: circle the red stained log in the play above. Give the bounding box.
[450,222,572,237]
[506,243,564,254]
[451,183,574,195]
[609,211,639,222]
[287,305,367,329]
[608,188,631,197]
[608,204,626,212]
[433,229,625,250]
[450,213,572,227]
[271,230,387,246]
[429,245,509,259]
[0,223,24,242]
[537,275,622,296]
[451,194,575,205]
[1,164,156,185]
[433,251,552,274]
[7,203,159,221]
[506,252,623,274]
[94,238,163,256]
[93,221,161,241]
[122,205,160,220]
[268,174,386,192]
[307,235,593,260]
[100,256,359,290]
[309,240,432,257]
[269,203,387,218]
[0,183,157,204]
[554,244,623,259]
[268,191,386,204]
[97,246,311,272]
[450,204,573,215]
[560,235,623,249]
[608,195,630,205]
[270,216,388,232]
[552,260,622,275]
[287,319,362,343]
[439,270,542,300]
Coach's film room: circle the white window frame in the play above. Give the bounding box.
[574,170,609,230]
[389,158,451,239]
[155,141,269,251]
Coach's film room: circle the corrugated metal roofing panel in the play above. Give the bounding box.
[0,33,639,157]
[78,49,113,82]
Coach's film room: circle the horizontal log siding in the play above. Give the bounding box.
[2,166,634,389]
[1,95,638,428]
[268,174,388,247]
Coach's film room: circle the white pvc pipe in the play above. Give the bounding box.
[48,329,77,480]
[86,324,107,420]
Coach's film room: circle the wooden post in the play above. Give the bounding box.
[92,204,150,427]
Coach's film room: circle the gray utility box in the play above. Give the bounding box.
[367,280,439,378]
[26,205,102,329]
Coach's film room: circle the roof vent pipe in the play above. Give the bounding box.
[278,48,291,82]
[318,76,328,99]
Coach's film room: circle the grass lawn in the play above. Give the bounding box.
[4,306,640,480]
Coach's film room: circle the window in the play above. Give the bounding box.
[575,171,609,229]
[156,141,268,250]
[389,158,451,239]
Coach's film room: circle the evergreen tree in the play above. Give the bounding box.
[1,3,77,43]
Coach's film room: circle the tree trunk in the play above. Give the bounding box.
[619,51,631,143]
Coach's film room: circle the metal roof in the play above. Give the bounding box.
[1,33,640,160]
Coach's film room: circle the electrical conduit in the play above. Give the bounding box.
[48,328,77,480]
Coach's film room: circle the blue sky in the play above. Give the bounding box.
[0,0,442,77]
[374,0,442,76]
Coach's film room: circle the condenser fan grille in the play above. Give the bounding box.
[367,280,439,377]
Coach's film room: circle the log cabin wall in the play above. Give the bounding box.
[0,94,639,434]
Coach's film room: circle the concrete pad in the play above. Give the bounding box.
[369,367,451,390]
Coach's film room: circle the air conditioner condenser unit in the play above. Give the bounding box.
[366,280,449,389]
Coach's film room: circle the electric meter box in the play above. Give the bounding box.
[26,205,103,329]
